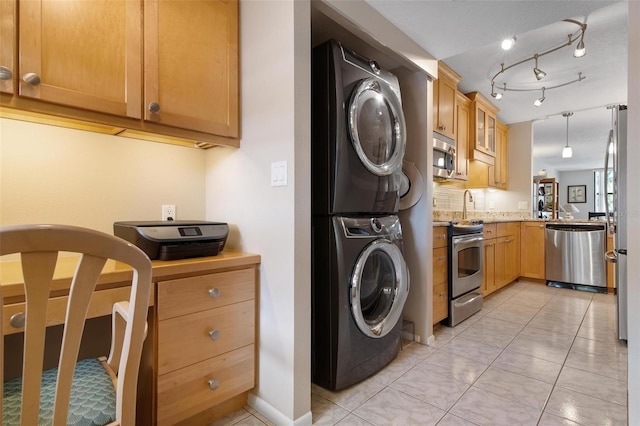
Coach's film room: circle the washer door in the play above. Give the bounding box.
[348,78,406,176]
[351,239,409,338]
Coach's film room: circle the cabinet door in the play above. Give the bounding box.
[494,237,507,288]
[0,0,15,94]
[435,77,456,139]
[455,92,469,181]
[482,239,496,296]
[521,223,545,279]
[504,233,520,283]
[18,0,142,117]
[144,0,238,137]
[433,247,448,323]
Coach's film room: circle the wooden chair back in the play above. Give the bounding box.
[0,224,152,426]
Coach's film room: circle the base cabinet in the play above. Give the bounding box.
[521,222,545,279]
[433,227,448,323]
[155,267,256,425]
[483,222,520,297]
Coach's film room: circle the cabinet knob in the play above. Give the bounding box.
[208,379,220,391]
[208,288,220,298]
[148,101,160,113]
[208,329,220,340]
[10,312,25,328]
[438,125,446,131]
[22,72,40,86]
[0,66,12,80]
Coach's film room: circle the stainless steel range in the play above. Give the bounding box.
[447,221,484,326]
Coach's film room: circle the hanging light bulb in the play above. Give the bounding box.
[562,112,573,158]
[501,36,516,51]
[534,88,546,107]
[533,54,546,81]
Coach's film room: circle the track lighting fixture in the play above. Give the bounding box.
[562,112,573,158]
[533,54,546,81]
[501,36,516,51]
[490,82,503,100]
[534,88,545,107]
[490,19,587,105]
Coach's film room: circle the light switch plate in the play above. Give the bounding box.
[271,161,287,187]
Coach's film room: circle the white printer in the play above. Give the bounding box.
[114,220,228,260]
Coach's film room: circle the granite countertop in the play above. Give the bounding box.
[433,218,609,226]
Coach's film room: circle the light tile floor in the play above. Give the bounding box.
[210,281,628,426]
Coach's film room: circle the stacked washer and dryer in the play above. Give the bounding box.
[311,40,410,391]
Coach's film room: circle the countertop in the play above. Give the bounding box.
[433,218,610,227]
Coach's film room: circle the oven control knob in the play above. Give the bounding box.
[371,218,382,233]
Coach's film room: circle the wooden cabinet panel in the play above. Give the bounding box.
[158,299,254,375]
[144,0,238,137]
[157,269,254,320]
[483,223,497,240]
[0,0,16,94]
[433,227,449,324]
[433,226,448,249]
[433,63,461,140]
[455,91,470,181]
[18,0,142,117]
[157,344,254,426]
[521,222,546,279]
[467,92,499,164]
[482,239,496,296]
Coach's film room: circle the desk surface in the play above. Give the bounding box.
[0,251,261,303]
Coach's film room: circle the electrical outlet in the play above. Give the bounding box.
[162,205,176,221]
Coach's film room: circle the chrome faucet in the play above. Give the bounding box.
[462,190,474,220]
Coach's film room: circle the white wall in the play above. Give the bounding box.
[204,1,311,424]
[0,118,206,233]
[626,0,639,421]
[557,170,593,220]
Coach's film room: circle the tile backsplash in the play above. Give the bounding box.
[432,182,531,222]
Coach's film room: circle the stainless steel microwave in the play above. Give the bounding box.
[433,132,456,180]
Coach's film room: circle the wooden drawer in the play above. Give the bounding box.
[433,226,448,248]
[483,223,497,239]
[157,344,255,426]
[157,268,255,320]
[497,221,520,237]
[158,300,255,374]
[433,247,448,285]
[433,282,448,323]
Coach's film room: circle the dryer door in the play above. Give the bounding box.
[350,238,409,338]
[348,78,406,176]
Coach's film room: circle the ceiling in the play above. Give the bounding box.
[364,0,628,172]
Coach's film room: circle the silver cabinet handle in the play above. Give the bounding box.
[0,66,12,80]
[208,329,220,340]
[208,379,219,391]
[208,288,220,298]
[148,101,160,113]
[22,72,41,86]
[10,312,25,328]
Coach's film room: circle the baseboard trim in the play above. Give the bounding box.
[248,393,313,426]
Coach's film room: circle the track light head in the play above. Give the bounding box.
[534,68,547,80]
[574,38,586,58]
[491,92,503,100]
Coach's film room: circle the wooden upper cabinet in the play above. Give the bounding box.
[0,0,16,94]
[18,0,142,118]
[433,62,461,140]
[489,120,509,189]
[455,91,470,181]
[466,91,499,165]
[144,0,238,137]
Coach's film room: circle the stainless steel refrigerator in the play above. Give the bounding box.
[605,105,628,341]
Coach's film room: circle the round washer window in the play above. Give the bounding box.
[351,239,409,338]
[348,78,406,176]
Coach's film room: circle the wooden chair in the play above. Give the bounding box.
[0,224,152,426]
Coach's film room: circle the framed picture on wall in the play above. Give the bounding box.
[568,185,587,203]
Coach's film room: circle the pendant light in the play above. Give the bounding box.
[562,112,573,158]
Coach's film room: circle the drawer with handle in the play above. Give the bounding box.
[158,299,255,374]
[157,268,255,320]
[157,344,255,426]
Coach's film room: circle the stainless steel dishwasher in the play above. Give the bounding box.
[545,223,607,288]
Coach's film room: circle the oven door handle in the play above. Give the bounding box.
[453,236,483,249]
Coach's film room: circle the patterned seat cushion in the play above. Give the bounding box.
[3,358,116,426]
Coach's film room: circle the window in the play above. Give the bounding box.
[594,169,613,213]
